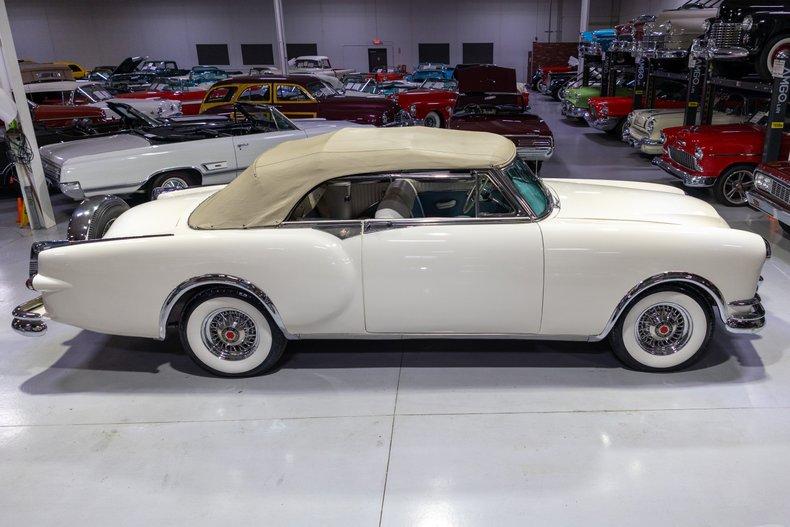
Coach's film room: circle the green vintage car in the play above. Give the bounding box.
[561,83,632,119]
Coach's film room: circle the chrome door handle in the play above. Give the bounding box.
[237,143,249,149]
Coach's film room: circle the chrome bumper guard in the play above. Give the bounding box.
[726,295,765,333]
[746,190,790,227]
[652,156,716,187]
[12,297,48,336]
[584,113,620,131]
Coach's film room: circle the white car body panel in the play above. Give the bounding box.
[29,178,767,341]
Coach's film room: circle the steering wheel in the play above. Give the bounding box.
[462,178,507,215]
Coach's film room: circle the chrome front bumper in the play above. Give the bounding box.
[726,295,765,333]
[12,296,48,336]
[746,190,790,227]
[652,156,716,187]
[562,101,588,118]
[584,113,620,131]
[696,45,749,61]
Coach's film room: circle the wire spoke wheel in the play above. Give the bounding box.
[634,302,692,356]
[160,177,189,190]
[201,308,260,361]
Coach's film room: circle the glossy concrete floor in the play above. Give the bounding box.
[1,95,789,526]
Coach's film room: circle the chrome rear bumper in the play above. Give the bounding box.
[726,295,765,333]
[652,156,716,188]
[12,297,48,336]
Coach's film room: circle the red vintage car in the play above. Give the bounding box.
[448,65,553,169]
[115,78,207,115]
[654,114,789,206]
[748,162,790,236]
[533,65,576,93]
[367,68,406,82]
[28,100,109,127]
[585,95,685,135]
[390,88,457,127]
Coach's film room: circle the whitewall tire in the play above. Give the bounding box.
[609,288,713,372]
[180,288,286,376]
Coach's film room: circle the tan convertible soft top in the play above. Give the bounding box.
[188,127,516,229]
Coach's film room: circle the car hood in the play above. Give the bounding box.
[543,178,729,228]
[588,96,632,116]
[105,186,224,238]
[449,113,551,136]
[113,56,146,76]
[665,123,765,153]
[40,133,151,165]
[293,118,373,136]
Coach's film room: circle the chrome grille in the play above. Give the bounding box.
[709,22,742,48]
[766,176,790,205]
[41,158,61,182]
[669,147,698,171]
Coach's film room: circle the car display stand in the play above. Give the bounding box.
[600,50,634,97]
[581,53,602,87]
[697,56,784,163]
[632,57,688,112]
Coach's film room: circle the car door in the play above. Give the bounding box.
[231,107,307,171]
[361,171,544,335]
[273,82,319,118]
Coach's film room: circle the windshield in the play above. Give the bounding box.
[78,84,113,102]
[107,102,161,127]
[306,81,336,98]
[502,157,550,217]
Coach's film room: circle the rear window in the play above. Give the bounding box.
[204,86,237,103]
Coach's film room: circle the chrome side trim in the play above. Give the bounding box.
[11,297,48,336]
[158,274,295,340]
[591,271,763,341]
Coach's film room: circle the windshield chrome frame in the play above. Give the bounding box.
[494,158,555,221]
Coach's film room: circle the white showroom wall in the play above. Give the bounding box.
[8,0,622,80]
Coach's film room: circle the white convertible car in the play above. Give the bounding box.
[13,128,768,376]
[40,104,369,200]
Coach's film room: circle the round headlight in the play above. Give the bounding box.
[646,119,655,133]
[694,146,704,160]
[659,132,666,144]
[754,172,772,191]
[742,15,754,32]
[702,19,710,32]
[409,104,417,116]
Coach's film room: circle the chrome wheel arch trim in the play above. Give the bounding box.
[591,271,729,342]
[158,274,295,340]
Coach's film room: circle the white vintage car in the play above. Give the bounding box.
[624,102,748,155]
[288,55,355,78]
[24,81,182,120]
[39,104,369,200]
[13,128,769,377]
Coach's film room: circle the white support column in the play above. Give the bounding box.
[0,0,55,229]
[273,0,288,75]
[579,0,591,33]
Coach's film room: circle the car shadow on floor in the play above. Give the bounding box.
[19,327,765,395]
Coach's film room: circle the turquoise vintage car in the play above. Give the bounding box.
[579,28,617,56]
[405,63,455,82]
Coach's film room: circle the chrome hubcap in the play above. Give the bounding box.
[424,114,439,127]
[201,308,259,361]
[160,177,188,191]
[635,302,692,356]
[723,170,754,205]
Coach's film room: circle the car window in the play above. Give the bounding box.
[238,84,271,102]
[287,173,514,222]
[502,157,549,217]
[276,84,311,101]
[205,86,237,103]
[28,91,69,105]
